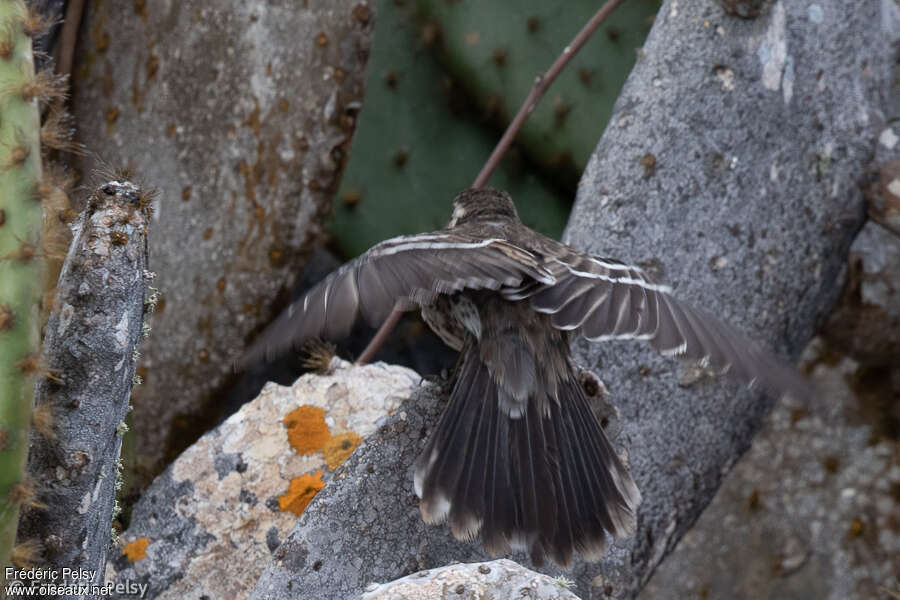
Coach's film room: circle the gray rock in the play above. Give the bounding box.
[821,79,900,366]
[638,110,900,599]
[363,559,582,600]
[639,340,900,600]
[249,381,493,600]
[105,360,419,599]
[823,216,900,366]
[563,0,893,596]
[68,0,375,475]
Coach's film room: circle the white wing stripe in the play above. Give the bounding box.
[373,238,556,284]
[587,256,650,273]
[611,290,633,334]
[659,340,689,356]
[585,332,641,342]
[550,258,673,293]
[321,277,333,323]
[375,238,506,255]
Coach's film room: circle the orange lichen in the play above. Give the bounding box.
[322,432,363,469]
[122,538,149,562]
[283,405,330,455]
[279,470,325,516]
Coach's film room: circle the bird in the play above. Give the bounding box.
[240,187,808,568]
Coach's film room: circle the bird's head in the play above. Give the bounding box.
[449,187,520,228]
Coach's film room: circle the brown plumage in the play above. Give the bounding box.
[240,187,808,567]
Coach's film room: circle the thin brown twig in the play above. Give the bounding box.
[473,0,625,187]
[357,0,625,365]
[356,307,403,364]
[55,0,86,78]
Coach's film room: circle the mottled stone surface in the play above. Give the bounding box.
[824,215,900,366]
[640,58,900,600]
[69,0,375,476]
[638,125,900,599]
[249,380,490,600]
[558,0,894,596]
[248,369,631,600]
[640,339,900,600]
[363,559,582,600]
[105,360,418,599]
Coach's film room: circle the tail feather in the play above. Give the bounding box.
[540,408,576,567]
[560,375,640,548]
[510,407,557,563]
[551,383,609,560]
[447,365,492,540]
[415,358,485,522]
[415,348,641,567]
[483,392,514,555]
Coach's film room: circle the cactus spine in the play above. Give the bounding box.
[0,0,45,574]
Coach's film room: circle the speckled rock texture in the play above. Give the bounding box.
[642,31,900,599]
[249,1,894,599]
[17,181,151,589]
[363,559,582,600]
[249,374,626,600]
[639,338,900,600]
[558,0,895,597]
[249,379,486,600]
[822,77,900,364]
[103,359,418,599]
[638,124,900,599]
[69,0,375,476]
[824,221,900,365]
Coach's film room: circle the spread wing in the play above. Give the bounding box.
[238,231,555,368]
[506,246,808,399]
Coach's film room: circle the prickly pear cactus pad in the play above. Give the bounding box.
[0,0,44,576]
[417,0,660,181]
[331,0,570,258]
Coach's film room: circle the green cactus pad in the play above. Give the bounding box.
[415,0,660,183]
[330,0,570,259]
[0,0,44,575]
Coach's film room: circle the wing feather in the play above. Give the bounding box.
[238,230,555,368]
[517,245,808,399]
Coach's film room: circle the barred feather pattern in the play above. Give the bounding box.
[238,230,555,368]
[503,242,808,400]
[414,295,640,567]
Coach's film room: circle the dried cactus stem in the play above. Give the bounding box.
[17,179,151,583]
[0,0,44,578]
